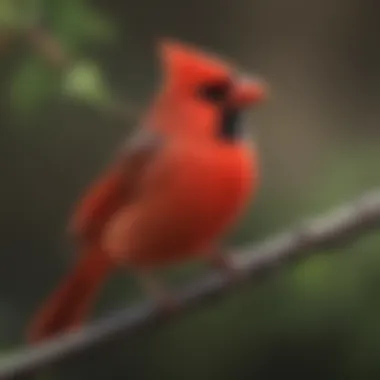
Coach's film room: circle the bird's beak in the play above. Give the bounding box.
[231,76,268,108]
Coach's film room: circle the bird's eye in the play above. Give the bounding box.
[198,80,231,103]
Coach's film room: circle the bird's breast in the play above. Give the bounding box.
[171,142,257,219]
[114,140,259,267]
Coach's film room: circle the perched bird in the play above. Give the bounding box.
[26,38,267,343]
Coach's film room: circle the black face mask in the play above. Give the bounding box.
[218,106,242,141]
[197,79,244,142]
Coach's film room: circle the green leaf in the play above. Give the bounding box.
[43,0,117,52]
[9,56,61,116]
[0,0,43,29]
[19,0,44,27]
[62,60,112,106]
[0,0,21,28]
[75,3,117,43]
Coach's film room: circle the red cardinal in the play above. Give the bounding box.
[26,39,267,343]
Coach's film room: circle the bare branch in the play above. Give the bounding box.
[1,190,380,379]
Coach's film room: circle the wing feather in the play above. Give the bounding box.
[68,129,164,243]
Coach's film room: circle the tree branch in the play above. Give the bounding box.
[1,190,380,379]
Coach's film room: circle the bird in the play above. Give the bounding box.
[26,38,267,344]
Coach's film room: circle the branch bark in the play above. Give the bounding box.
[1,190,380,379]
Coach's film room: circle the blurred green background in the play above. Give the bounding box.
[1,0,380,379]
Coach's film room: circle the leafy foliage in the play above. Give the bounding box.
[62,60,113,107]
[42,0,117,51]
[2,0,117,118]
[0,0,42,29]
[10,56,61,116]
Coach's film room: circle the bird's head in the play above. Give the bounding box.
[156,38,268,141]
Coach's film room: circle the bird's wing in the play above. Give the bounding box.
[68,128,164,243]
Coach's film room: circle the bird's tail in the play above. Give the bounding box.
[26,245,113,344]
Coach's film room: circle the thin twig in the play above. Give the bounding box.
[1,189,380,380]
[26,25,72,68]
